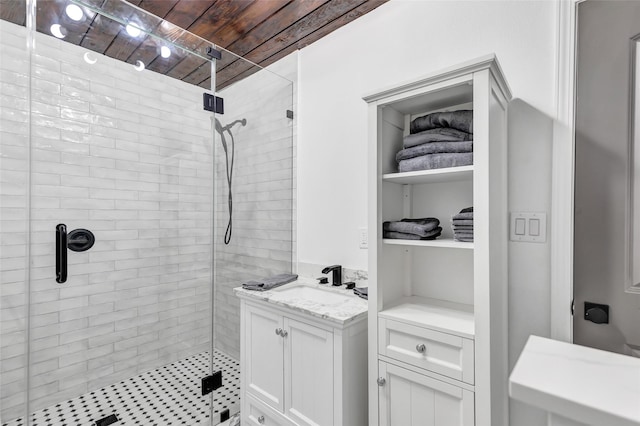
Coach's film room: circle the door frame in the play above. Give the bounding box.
[550,0,584,343]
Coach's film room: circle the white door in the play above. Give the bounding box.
[284,318,334,426]
[245,304,285,411]
[378,361,474,426]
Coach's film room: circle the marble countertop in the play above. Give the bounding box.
[509,335,640,426]
[234,277,368,326]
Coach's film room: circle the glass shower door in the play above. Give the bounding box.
[22,1,218,424]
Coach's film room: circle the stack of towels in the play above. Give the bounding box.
[383,218,442,240]
[396,110,474,173]
[452,207,473,242]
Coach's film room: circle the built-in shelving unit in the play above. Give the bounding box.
[365,55,511,426]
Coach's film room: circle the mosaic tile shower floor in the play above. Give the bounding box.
[2,350,240,426]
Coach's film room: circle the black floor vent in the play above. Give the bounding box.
[94,414,119,426]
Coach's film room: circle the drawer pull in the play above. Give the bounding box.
[416,343,426,354]
[377,377,386,386]
[258,415,265,424]
[275,328,283,336]
[281,330,288,338]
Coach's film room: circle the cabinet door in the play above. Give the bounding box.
[378,361,474,426]
[245,304,285,411]
[284,318,334,426]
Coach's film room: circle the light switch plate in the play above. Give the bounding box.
[510,212,547,243]
[359,228,368,249]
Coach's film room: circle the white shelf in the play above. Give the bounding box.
[382,165,473,185]
[379,296,475,339]
[382,238,474,249]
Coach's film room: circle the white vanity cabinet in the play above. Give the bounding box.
[238,289,368,426]
[365,55,511,426]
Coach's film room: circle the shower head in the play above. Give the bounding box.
[215,118,247,135]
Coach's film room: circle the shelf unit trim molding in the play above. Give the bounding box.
[363,54,513,104]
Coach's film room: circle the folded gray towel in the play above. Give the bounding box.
[383,219,440,236]
[384,229,442,240]
[452,210,474,221]
[354,287,368,300]
[453,231,473,238]
[452,219,474,226]
[242,273,298,291]
[454,236,474,242]
[398,153,473,173]
[396,140,473,162]
[403,129,472,148]
[453,226,474,231]
[410,110,473,134]
[401,218,440,225]
[460,207,473,213]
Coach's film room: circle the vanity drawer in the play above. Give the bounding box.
[245,394,295,426]
[378,318,474,384]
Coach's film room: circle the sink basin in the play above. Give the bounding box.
[272,285,352,305]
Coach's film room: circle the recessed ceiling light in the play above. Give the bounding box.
[125,24,141,37]
[134,60,145,71]
[83,52,97,64]
[50,24,67,39]
[160,46,171,58]
[65,4,84,21]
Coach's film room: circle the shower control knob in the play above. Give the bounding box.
[377,377,386,386]
[416,343,426,353]
[257,415,265,424]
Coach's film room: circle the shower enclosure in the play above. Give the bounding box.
[0,0,294,424]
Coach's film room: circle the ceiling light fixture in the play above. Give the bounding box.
[50,24,67,39]
[160,46,171,58]
[83,52,97,64]
[125,24,141,37]
[134,60,145,71]
[65,4,84,21]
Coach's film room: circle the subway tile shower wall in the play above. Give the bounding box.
[213,53,297,360]
[1,20,214,420]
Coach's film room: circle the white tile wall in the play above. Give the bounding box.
[1,20,215,420]
[213,56,297,359]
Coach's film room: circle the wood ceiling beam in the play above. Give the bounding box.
[216,0,387,90]
[216,0,372,88]
[0,0,25,26]
[185,0,330,88]
[102,0,180,62]
[79,0,143,53]
[121,0,216,79]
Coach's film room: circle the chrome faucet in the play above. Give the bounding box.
[321,265,342,286]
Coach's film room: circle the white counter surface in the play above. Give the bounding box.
[509,335,640,426]
[234,277,368,325]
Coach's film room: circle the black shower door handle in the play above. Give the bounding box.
[56,224,95,284]
[56,224,67,283]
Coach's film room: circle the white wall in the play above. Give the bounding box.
[295,1,558,425]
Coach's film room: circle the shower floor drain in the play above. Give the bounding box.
[2,350,240,426]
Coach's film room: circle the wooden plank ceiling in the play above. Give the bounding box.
[0,0,387,89]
